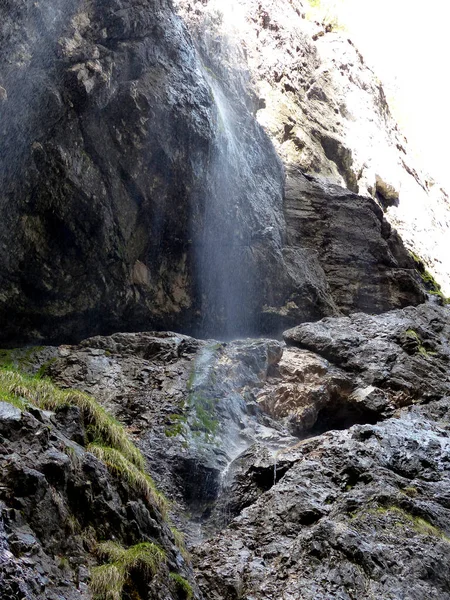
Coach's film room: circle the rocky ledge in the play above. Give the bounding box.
[0,303,448,598]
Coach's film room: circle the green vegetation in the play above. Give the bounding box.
[0,368,144,468]
[376,506,450,541]
[90,564,124,600]
[88,444,169,517]
[165,412,187,438]
[353,503,450,543]
[0,368,171,518]
[0,346,46,370]
[90,541,166,600]
[401,486,418,498]
[0,365,191,595]
[185,345,223,441]
[170,525,190,561]
[58,556,70,570]
[190,392,219,438]
[409,251,450,304]
[404,329,436,357]
[305,0,346,32]
[0,388,27,410]
[169,572,194,599]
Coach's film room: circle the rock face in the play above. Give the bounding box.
[176,0,450,296]
[284,303,450,402]
[194,404,450,600]
[1,303,447,599]
[0,0,430,345]
[1,0,450,596]
[0,400,192,600]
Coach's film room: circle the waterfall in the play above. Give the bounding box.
[189,61,285,338]
[193,70,254,338]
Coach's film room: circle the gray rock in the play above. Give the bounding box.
[0,402,22,423]
[1,308,450,599]
[0,393,194,599]
[176,0,450,297]
[284,303,450,401]
[193,408,450,600]
[0,0,427,345]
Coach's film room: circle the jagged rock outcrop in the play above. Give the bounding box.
[191,304,450,600]
[194,403,450,600]
[0,305,449,598]
[0,0,429,345]
[284,303,450,401]
[0,399,194,600]
[176,0,450,297]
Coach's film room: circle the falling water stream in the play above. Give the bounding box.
[193,68,256,339]
[175,1,292,535]
[181,340,298,539]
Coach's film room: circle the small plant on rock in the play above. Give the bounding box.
[0,368,144,468]
[90,541,166,600]
[169,572,194,599]
[88,443,169,517]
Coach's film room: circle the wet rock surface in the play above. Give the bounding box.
[43,333,298,528]
[0,0,427,345]
[284,303,450,401]
[0,302,447,598]
[190,305,450,599]
[0,0,450,597]
[0,401,192,600]
[176,0,450,296]
[193,404,450,600]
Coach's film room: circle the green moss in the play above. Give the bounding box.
[0,346,47,371]
[402,486,418,498]
[169,573,194,599]
[191,395,219,437]
[187,368,196,392]
[58,556,70,570]
[405,329,437,357]
[360,504,450,543]
[186,354,219,440]
[305,0,346,32]
[165,413,187,439]
[169,525,190,561]
[0,350,15,369]
[91,541,166,600]
[409,251,450,304]
[35,357,58,378]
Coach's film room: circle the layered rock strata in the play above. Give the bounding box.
[0,0,429,345]
[1,304,448,598]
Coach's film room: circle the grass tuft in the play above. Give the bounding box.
[90,564,125,600]
[0,368,144,468]
[0,389,27,410]
[98,541,166,576]
[170,525,190,561]
[169,572,194,599]
[91,541,166,599]
[88,444,169,517]
[0,368,167,517]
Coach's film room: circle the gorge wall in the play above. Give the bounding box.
[0,0,440,345]
[1,1,450,599]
